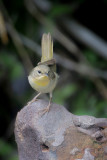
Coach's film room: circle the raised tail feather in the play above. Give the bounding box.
[41,33,53,62]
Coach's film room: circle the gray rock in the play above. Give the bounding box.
[76,148,94,160]
[15,100,107,160]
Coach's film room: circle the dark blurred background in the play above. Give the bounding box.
[0,0,107,159]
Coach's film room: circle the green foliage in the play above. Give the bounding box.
[84,49,107,68]
[49,4,73,18]
[84,50,98,65]
[53,81,107,118]
[53,83,78,104]
[0,52,24,81]
[0,139,18,160]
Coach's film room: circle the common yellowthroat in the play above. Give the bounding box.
[28,33,58,113]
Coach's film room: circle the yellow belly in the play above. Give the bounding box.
[28,75,50,92]
[34,75,50,87]
[28,73,58,93]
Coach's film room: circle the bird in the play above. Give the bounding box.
[28,33,59,113]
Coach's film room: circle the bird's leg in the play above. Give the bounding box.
[39,92,52,116]
[46,92,52,112]
[27,92,41,106]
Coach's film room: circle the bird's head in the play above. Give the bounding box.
[28,65,50,87]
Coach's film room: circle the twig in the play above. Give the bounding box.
[62,19,107,59]
[0,1,33,73]
[6,23,33,73]
[0,11,8,44]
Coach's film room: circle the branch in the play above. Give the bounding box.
[0,1,33,73]
[63,19,107,59]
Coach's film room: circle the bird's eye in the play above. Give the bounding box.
[38,70,41,74]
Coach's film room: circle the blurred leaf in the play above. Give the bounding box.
[96,101,107,117]
[84,50,98,65]
[73,89,89,109]
[72,88,96,116]
[84,49,107,68]
[9,156,18,160]
[72,87,107,117]
[0,139,13,155]
[0,52,24,80]
[49,4,72,17]
[53,83,78,104]
[0,139,18,160]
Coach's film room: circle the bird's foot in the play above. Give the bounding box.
[38,104,50,116]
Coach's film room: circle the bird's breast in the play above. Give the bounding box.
[28,73,57,93]
[33,75,50,87]
[28,75,50,89]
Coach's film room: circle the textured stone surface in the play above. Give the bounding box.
[15,100,107,160]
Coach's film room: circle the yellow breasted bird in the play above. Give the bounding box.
[28,33,59,113]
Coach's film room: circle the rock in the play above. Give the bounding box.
[15,100,107,160]
[70,147,80,155]
[76,148,94,160]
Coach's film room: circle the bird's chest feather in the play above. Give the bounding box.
[32,76,50,88]
[28,73,57,93]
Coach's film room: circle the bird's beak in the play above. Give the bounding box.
[45,73,49,77]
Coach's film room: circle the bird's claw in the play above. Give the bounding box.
[38,105,50,116]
